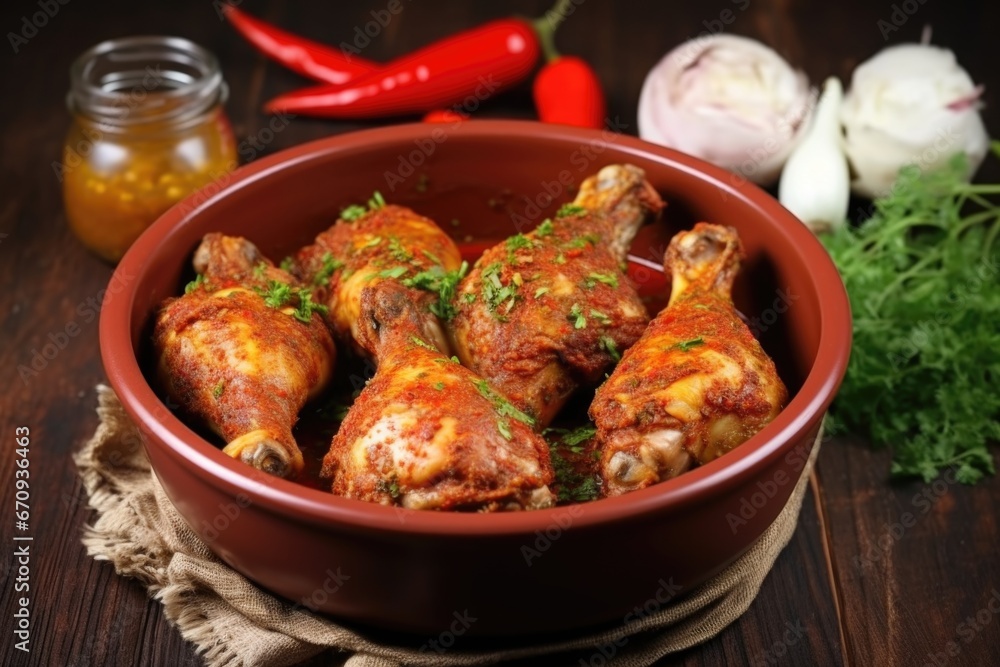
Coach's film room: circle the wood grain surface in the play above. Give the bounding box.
[1,1,997,665]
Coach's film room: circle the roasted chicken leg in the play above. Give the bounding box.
[154,234,336,478]
[322,281,555,511]
[297,197,464,356]
[450,164,664,427]
[591,223,787,496]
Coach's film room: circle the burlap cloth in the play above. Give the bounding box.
[75,385,822,667]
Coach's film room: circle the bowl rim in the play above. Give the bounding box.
[100,119,851,537]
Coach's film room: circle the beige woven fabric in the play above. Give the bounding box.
[76,385,822,667]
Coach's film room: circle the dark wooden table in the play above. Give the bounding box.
[2,1,998,665]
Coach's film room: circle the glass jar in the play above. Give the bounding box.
[63,36,237,262]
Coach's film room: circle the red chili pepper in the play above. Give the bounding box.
[533,55,606,129]
[223,5,379,85]
[423,110,469,123]
[263,19,541,118]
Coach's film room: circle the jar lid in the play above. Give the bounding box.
[68,35,227,130]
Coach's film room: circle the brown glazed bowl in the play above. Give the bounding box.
[100,120,850,637]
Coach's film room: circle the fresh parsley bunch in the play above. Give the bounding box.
[822,153,1000,483]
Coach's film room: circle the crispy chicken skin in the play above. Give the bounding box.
[450,164,664,428]
[321,281,555,511]
[591,223,787,496]
[296,202,463,356]
[154,234,336,478]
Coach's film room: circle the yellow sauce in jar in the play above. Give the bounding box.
[63,37,237,262]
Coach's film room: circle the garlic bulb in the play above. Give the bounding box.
[779,77,850,232]
[841,43,989,199]
[638,35,813,186]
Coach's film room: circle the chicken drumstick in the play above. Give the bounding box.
[591,223,787,496]
[154,234,336,478]
[450,164,664,428]
[322,281,555,511]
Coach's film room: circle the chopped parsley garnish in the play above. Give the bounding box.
[341,190,388,222]
[534,286,549,298]
[568,303,586,329]
[253,261,267,278]
[590,309,612,326]
[544,424,601,502]
[599,335,620,361]
[565,233,600,250]
[433,382,445,391]
[410,335,437,351]
[506,233,535,261]
[557,203,587,218]
[554,252,566,264]
[212,381,225,399]
[313,252,344,285]
[536,219,554,237]
[402,261,468,320]
[388,237,413,262]
[421,249,442,265]
[362,235,383,249]
[340,204,367,221]
[433,356,462,365]
[291,289,328,323]
[463,292,476,303]
[184,274,206,294]
[279,256,295,273]
[670,337,705,352]
[259,279,294,308]
[255,279,328,323]
[376,478,401,498]
[481,262,519,318]
[378,266,408,279]
[584,272,619,289]
[473,378,535,438]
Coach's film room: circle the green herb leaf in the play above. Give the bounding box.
[473,379,535,428]
[378,266,408,279]
[368,191,386,210]
[341,204,367,221]
[184,274,206,294]
[410,335,437,351]
[669,337,704,352]
[599,335,620,362]
[212,381,225,399]
[279,256,296,273]
[313,251,344,285]
[402,261,468,320]
[568,303,586,329]
[584,272,619,289]
[534,286,550,298]
[387,236,413,263]
[590,309,612,326]
[557,203,587,218]
[536,219,554,237]
[292,288,328,323]
[253,261,267,278]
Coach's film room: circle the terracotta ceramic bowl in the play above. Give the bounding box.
[100,121,850,637]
